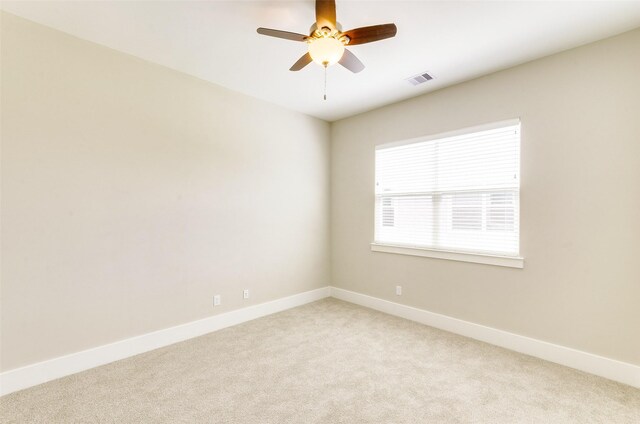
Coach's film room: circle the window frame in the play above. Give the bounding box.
[372,119,524,269]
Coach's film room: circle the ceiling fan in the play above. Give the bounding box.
[257,0,397,74]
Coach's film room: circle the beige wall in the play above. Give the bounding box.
[2,11,639,375]
[331,29,640,365]
[0,13,330,371]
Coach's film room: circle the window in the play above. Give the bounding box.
[373,120,521,267]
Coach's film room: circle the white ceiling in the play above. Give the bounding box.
[3,1,640,121]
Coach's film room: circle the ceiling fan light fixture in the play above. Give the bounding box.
[257,0,397,73]
[308,37,345,67]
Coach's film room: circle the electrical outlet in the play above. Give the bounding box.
[243,289,249,299]
[396,285,402,296]
[213,295,221,306]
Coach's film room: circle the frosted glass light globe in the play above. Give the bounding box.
[308,37,345,66]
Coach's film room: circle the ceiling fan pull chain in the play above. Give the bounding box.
[324,63,327,101]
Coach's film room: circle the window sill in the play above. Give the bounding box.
[370,243,524,269]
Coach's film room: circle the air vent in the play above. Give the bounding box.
[407,72,434,86]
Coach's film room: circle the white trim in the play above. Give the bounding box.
[330,287,640,388]
[371,243,524,269]
[376,118,520,150]
[0,287,330,397]
[4,285,637,396]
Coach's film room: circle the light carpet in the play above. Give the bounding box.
[1,298,639,423]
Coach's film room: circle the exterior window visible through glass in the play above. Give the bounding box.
[381,198,395,227]
[451,193,482,231]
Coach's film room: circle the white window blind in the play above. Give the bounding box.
[375,121,520,257]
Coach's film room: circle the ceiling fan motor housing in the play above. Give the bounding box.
[309,21,343,34]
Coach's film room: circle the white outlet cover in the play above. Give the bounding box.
[396,286,402,296]
[243,289,249,299]
[213,295,221,306]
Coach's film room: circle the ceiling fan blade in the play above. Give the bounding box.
[339,49,365,73]
[290,53,313,71]
[316,0,337,29]
[257,27,308,42]
[343,23,397,45]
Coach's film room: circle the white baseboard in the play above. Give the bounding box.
[3,285,637,397]
[330,287,640,388]
[0,286,330,397]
